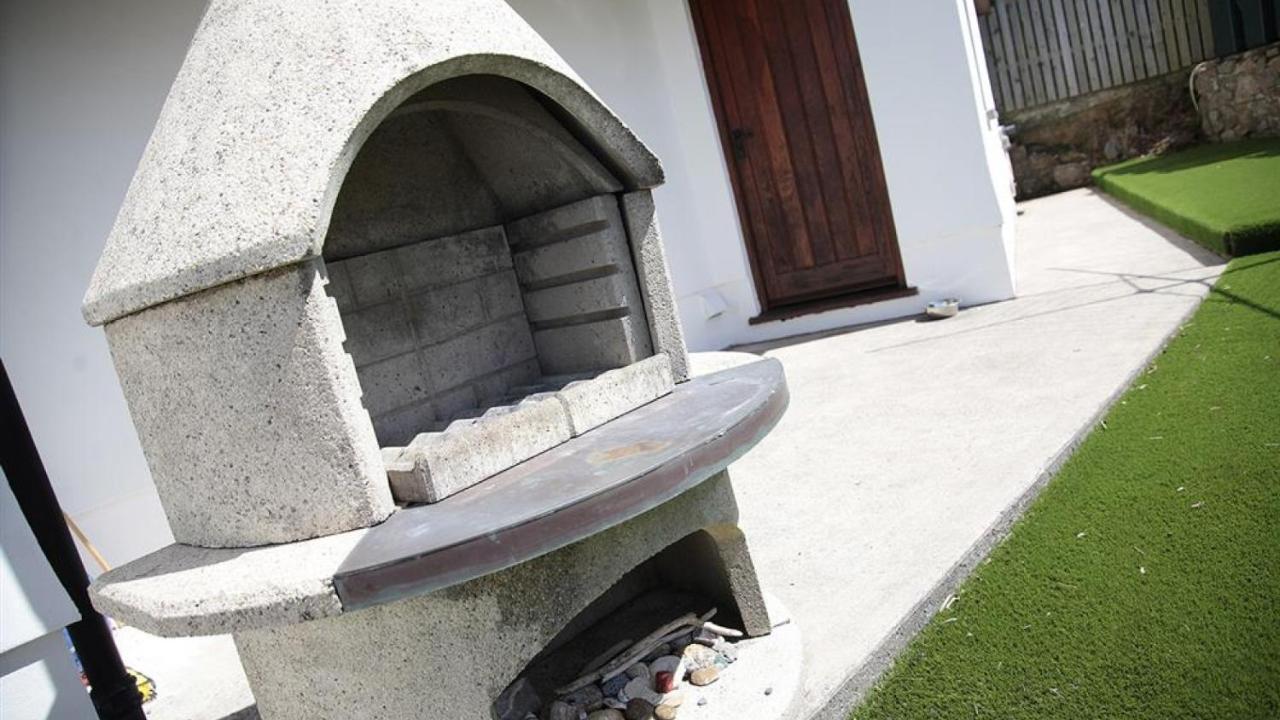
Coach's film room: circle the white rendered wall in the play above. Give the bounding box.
[1,477,97,719]
[509,0,1017,347]
[0,632,95,720]
[0,0,208,569]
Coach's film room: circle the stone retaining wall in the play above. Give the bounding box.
[1005,70,1200,200]
[1004,42,1280,200]
[1194,42,1280,143]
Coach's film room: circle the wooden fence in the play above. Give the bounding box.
[978,0,1219,114]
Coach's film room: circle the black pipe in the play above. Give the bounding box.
[0,360,145,720]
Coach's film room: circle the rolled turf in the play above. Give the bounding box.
[1092,138,1280,256]
[852,251,1280,720]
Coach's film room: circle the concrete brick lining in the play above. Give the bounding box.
[325,193,681,504]
[328,193,664,446]
[509,195,654,374]
[384,354,674,504]
[385,393,575,503]
[325,226,541,446]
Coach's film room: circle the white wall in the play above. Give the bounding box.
[0,631,95,720]
[2,475,97,719]
[0,0,209,569]
[509,0,1017,347]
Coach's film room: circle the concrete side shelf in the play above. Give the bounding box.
[88,530,368,637]
[89,359,787,637]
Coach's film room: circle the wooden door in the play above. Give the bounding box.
[690,0,908,316]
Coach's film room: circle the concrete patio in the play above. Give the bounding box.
[116,187,1225,719]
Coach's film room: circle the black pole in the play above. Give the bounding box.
[0,360,145,720]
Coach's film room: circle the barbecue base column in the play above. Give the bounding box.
[233,471,770,720]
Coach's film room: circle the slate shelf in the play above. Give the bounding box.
[334,358,789,609]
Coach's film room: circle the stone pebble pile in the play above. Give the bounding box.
[503,619,741,720]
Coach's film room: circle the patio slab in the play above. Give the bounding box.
[721,187,1225,718]
[113,188,1225,719]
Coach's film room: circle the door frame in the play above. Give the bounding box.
[687,0,914,322]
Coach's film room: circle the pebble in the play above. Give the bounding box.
[654,705,678,720]
[546,700,577,720]
[680,644,717,672]
[647,655,682,689]
[604,698,627,710]
[564,685,604,711]
[624,698,656,720]
[764,687,774,696]
[601,675,629,698]
[625,663,650,680]
[689,667,720,687]
[623,677,663,707]
[710,639,738,663]
[587,711,625,720]
[661,689,686,708]
[648,655,681,675]
[654,671,676,694]
[696,697,708,707]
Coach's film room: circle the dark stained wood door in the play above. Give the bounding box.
[690,0,907,315]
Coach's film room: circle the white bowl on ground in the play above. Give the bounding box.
[925,298,961,319]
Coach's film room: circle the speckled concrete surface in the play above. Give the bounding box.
[388,391,573,503]
[104,261,393,547]
[91,528,367,637]
[622,190,691,382]
[82,0,663,326]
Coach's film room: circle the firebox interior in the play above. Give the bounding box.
[321,75,659,448]
[497,528,751,713]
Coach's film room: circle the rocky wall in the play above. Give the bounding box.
[1005,70,1200,199]
[1194,42,1280,143]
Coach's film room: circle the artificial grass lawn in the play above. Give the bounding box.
[1093,138,1280,256]
[852,252,1280,720]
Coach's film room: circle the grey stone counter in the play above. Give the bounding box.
[89,360,787,637]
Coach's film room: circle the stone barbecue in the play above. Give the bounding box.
[84,2,789,718]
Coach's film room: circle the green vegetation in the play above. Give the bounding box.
[1093,138,1280,256]
[853,252,1280,720]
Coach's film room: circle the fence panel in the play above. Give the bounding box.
[979,0,1228,114]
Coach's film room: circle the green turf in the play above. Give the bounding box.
[1092,138,1280,256]
[852,252,1280,720]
